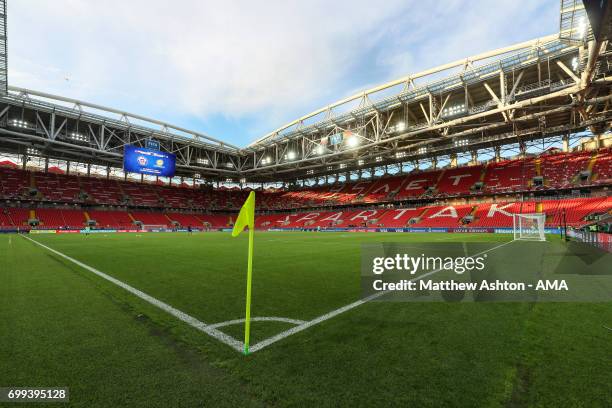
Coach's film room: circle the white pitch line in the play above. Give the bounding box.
[249,239,516,353]
[21,235,244,352]
[21,235,517,355]
[209,316,306,329]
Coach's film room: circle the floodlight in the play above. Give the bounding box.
[346,136,359,148]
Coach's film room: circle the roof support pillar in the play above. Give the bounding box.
[562,133,570,152]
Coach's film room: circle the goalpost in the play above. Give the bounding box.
[513,213,546,241]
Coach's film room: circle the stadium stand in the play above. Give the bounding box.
[435,166,483,196]
[166,212,204,227]
[1,195,610,230]
[395,169,443,200]
[1,148,610,231]
[80,177,124,206]
[374,207,422,228]
[4,208,30,227]
[483,158,528,193]
[0,207,13,228]
[88,210,134,229]
[411,204,474,227]
[131,211,172,227]
[2,147,611,210]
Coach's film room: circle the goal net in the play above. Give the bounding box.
[513,213,546,241]
[141,224,167,231]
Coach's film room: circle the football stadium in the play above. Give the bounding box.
[1,1,612,407]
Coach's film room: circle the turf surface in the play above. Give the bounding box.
[1,231,610,407]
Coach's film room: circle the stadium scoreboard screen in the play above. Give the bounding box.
[123,145,176,177]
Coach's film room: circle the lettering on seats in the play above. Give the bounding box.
[392,208,413,220]
[351,182,369,194]
[448,174,471,185]
[371,184,390,194]
[429,206,458,218]
[486,203,513,217]
[296,213,320,222]
[320,212,343,222]
[404,179,427,190]
[350,210,378,221]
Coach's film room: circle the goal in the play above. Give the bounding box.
[513,213,546,241]
[141,224,168,231]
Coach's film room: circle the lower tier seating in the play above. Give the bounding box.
[1,196,610,230]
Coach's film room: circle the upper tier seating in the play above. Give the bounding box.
[80,177,124,205]
[591,147,611,184]
[483,159,528,193]
[395,170,443,200]
[435,166,483,196]
[0,168,30,199]
[0,148,610,211]
[540,151,593,188]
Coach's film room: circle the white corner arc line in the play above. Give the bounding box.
[209,317,306,329]
[249,240,516,353]
[21,235,244,352]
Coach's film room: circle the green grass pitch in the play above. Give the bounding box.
[1,231,611,407]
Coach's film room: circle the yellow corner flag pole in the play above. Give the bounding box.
[244,213,254,355]
[231,191,256,355]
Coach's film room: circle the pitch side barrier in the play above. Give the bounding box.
[0,228,26,234]
[15,227,562,234]
[267,227,562,234]
[567,229,612,252]
[27,228,198,234]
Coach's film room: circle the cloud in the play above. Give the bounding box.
[8,1,405,114]
[7,0,560,145]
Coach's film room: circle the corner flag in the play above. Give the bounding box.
[231,191,255,355]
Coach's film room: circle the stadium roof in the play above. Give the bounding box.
[1,0,611,183]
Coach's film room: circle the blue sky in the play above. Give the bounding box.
[8,0,559,147]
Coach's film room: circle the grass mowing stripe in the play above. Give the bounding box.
[250,239,516,352]
[21,234,244,352]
